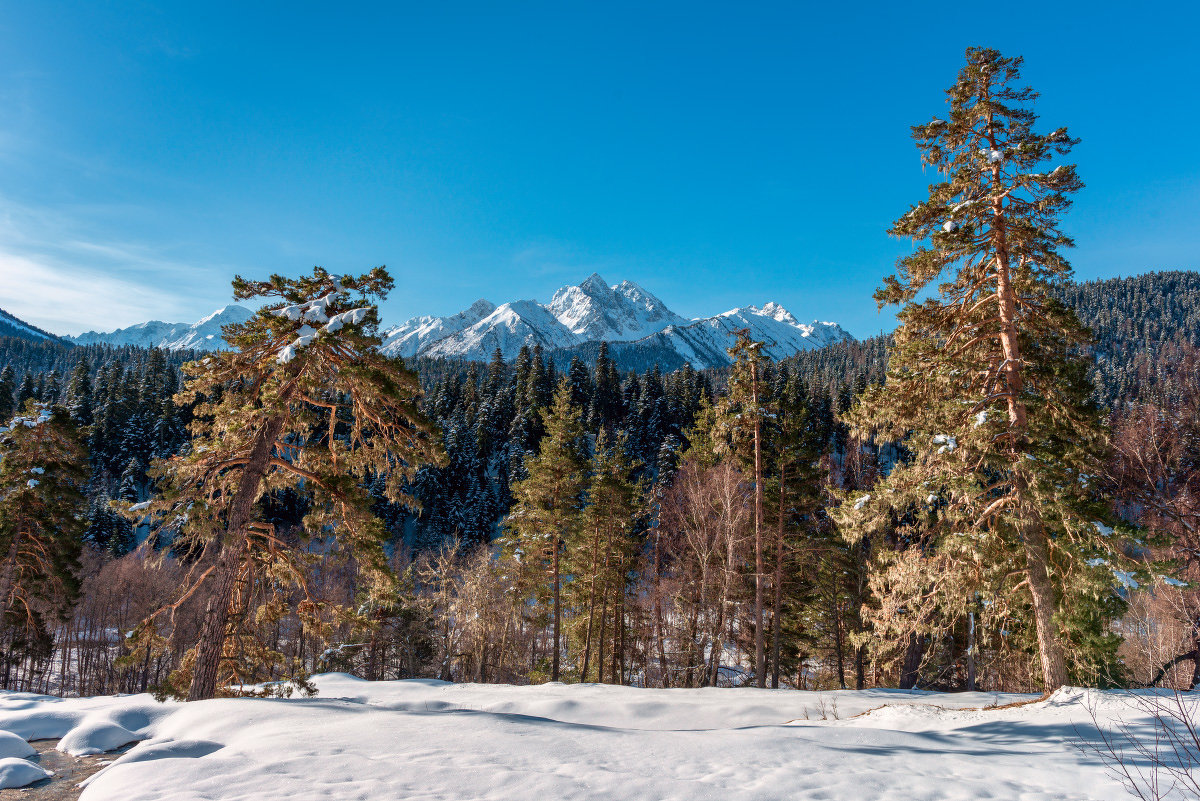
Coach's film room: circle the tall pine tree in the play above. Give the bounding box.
[502,379,587,682]
[137,267,442,700]
[836,48,1135,690]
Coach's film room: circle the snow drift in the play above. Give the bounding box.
[0,675,1149,800]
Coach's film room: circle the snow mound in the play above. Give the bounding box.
[0,693,175,753]
[0,730,35,759]
[59,719,141,756]
[0,756,52,789]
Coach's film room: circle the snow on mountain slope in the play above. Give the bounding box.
[0,308,64,344]
[68,306,254,351]
[0,676,1135,799]
[422,299,579,360]
[394,275,852,367]
[380,299,497,358]
[582,304,853,370]
[61,275,853,367]
[547,272,686,341]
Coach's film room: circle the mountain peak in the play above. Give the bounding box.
[755,302,798,325]
[466,298,496,316]
[68,275,852,369]
[580,272,610,293]
[195,305,254,327]
[67,304,253,351]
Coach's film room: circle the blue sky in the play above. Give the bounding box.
[1,1,1197,337]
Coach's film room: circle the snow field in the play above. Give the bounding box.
[0,675,1143,799]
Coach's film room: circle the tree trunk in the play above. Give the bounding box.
[709,584,725,688]
[771,464,786,689]
[597,590,609,684]
[611,587,622,685]
[899,633,924,690]
[752,361,765,688]
[188,412,288,701]
[1191,615,1200,691]
[551,536,561,682]
[991,178,1067,690]
[966,610,977,691]
[1024,524,1069,690]
[833,600,846,689]
[580,526,603,681]
[652,528,670,688]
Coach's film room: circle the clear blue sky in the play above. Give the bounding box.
[1,1,1197,337]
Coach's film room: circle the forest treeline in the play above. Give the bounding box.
[1,269,1195,697]
[2,51,1199,700]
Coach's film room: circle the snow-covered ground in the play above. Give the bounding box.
[0,674,1151,799]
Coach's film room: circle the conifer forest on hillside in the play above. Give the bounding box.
[2,46,1200,801]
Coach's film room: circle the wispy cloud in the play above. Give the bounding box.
[0,195,231,335]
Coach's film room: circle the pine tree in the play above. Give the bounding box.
[767,377,828,688]
[15,372,35,410]
[719,329,770,687]
[137,266,443,700]
[568,430,644,682]
[836,48,1136,690]
[65,361,94,427]
[0,404,89,681]
[502,379,587,682]
[0,367,15,422]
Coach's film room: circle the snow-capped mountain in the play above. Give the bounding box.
[385,274,852,369]
[603,304,851,370]
[0,307,64,344]
[420,299,580,360]
[63,276,852,369]
[379,299,497,358]
[545,273,687,341]
[68,305,254,351]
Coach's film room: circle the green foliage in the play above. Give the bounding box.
[135,266,444,698]
[0,404,89,677]
[836,47,1142,689]
[501,380,588,633]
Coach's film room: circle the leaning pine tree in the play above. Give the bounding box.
[835,48,1139,690]
[136,267,442,701]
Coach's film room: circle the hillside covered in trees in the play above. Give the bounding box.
[0,266,1196,698]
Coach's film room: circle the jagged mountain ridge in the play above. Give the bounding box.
[62,275,853,369]
[383,274,852,368]
[67,305,255,351]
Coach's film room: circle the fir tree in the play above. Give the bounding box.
[502,379,587,682]
[65,360,94,427]
[15,371,35,410]
[718,329,770,687]
[0,404,89,681]
[0,366,14,422]
[568,430,644,682]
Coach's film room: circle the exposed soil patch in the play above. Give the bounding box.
[0,740,128,801]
